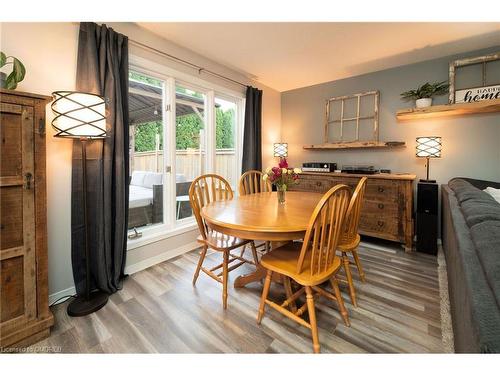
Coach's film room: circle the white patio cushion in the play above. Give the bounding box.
[143,172,163,189]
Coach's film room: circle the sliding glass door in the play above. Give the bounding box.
[127,65,243,240]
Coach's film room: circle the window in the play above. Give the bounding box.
[215,96,238,190]
[175,84,206,221]
[127,66,244,242]
[128,72,166,231]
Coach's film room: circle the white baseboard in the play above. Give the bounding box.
[49,286,76,306]
[124,240,199,275]
[49,241,199,306]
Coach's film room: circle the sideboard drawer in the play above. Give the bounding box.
[293,176,333,193]
[365,180,398,202]
[362,200,399,217]
[359,215,400,240]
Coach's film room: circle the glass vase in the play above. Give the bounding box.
[277,185,286,204]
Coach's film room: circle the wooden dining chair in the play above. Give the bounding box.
[338,177,368,307]
[190,174,259,309]
[256,184,352,353]
[238,170,272,254]
[238,170,272,196]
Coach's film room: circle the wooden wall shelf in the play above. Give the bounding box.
[396,99,500,121]
[303,141,406,150]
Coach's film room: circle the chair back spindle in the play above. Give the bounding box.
[189,174,233,240]
[341,177,368,244]
[296,185,351,275]
[239,170,272,196]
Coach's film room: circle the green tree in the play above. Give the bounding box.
[176,113,204,149]
[216,108,234,149]
[129,71,162,87]
[134,121,163,152]
[132,108,235,152]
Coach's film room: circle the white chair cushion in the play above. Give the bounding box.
[143,172,163,189]
[129,185,154,208]
[176,173,186,183]
[130,171,147,186]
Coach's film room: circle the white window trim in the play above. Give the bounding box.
[127,54,245,248]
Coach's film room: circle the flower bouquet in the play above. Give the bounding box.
[263,158,302,204]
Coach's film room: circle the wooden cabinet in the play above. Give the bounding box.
[0,89,53,348]
[289,172,416,250]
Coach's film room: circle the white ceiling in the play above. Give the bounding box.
[137,23,500,92]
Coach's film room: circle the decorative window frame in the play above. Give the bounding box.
[324,90,379,143]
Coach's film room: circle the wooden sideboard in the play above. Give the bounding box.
[0,88,54,348]
[289,172,416,250]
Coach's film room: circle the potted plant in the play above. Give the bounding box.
[401,81,449,108]
[0,52,26,90]
[262,158,302,204]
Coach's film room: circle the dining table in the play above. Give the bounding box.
[201,191,324,288]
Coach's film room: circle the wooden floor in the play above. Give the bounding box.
[31,242,444,353]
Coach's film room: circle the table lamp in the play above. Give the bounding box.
[416,136,442,183]
[51,91,108,316]
[273,142,288,159]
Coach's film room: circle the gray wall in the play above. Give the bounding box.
[281,46,500,187]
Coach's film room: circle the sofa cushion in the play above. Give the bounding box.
[470,220,500,307]
[461,200,500,228]
[130,171,147,186]
[143,172,163,189]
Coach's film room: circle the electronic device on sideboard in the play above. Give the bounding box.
[341,165,377,174]
[302,162,337,173]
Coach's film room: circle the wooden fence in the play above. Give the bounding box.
[132,149,237,185]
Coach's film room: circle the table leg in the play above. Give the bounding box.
[234,264,268,288]
[233,241,290,288]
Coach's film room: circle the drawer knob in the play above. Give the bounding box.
[378,203,384,209]
[377,221,384,227]
[316,181,322,186]
[378,186,384,193]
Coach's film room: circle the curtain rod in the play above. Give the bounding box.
[129,39,249,88]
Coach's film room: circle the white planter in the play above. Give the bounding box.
[416,98,432,108]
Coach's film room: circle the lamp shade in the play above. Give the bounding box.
[273,143,288,158]
[416,136,442,158]
[51,91,106,138]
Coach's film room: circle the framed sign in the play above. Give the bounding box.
[449,52,500,104]
[455,84,500,104]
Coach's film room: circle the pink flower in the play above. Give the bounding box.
[278,157,288,169]
[272,167,282,177]
[293,174,299,181]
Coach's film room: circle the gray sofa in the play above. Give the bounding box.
[441,177,500,353]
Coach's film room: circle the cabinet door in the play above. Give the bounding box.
[0,103,36,329]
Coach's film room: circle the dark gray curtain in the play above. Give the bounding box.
[71,22,129,295]
[242,86,263,172]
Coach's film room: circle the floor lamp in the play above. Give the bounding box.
[51,91,109,316]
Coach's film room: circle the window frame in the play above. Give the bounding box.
[127,55,245,250]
